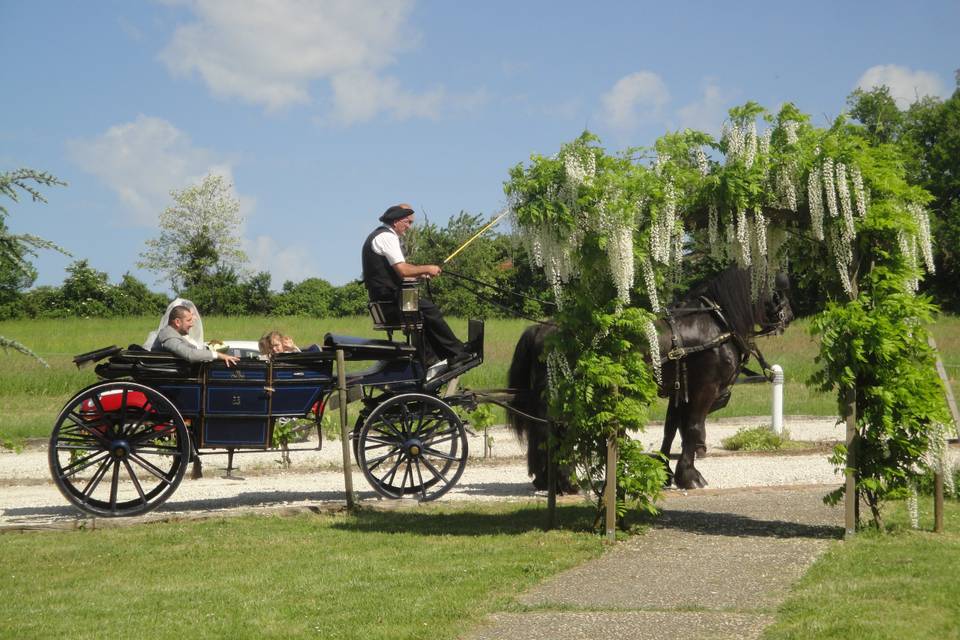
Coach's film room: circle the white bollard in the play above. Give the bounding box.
[771,364,784,435]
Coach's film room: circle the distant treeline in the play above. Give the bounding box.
[0,213,554,320]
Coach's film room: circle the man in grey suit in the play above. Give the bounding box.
[153,305,239,366]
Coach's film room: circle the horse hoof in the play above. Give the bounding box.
[675,469,708,489]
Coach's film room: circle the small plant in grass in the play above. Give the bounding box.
[468,404,496,457]
[721,425,791,451]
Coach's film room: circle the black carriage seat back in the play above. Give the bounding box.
[368,281,423,341]
[323,333,417,361]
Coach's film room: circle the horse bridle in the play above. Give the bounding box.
[753,289,791,338]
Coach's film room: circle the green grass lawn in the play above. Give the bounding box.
[0,503,601,640]
[2,314,958,443]
[764,499,960,640]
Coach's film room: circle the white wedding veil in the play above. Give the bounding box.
[143,298,205,349]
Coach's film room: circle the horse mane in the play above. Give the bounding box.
[677,265,762,339]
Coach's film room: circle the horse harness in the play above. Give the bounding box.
[660,296,773,406]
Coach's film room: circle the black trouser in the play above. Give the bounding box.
[418,296,465,363]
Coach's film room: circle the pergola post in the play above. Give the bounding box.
[844,387,857,538]
[336,349,355,508]
[604,435,617,543]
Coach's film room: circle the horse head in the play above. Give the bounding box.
[759,272,794,336]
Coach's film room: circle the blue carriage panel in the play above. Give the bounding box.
[204,417,269,446]
[271,386,325,416]
[206,386,270,414]
[154,384,202,415]
[347,358,421,387]
[208,366,268,381]
[273,367,334,383]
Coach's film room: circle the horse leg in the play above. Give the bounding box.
[659,403,680,486]
[673,385,716,489]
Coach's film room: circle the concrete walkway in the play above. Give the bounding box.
[464,485,843,640]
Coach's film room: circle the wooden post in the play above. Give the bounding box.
[604,435,617,543]
[928,335,960,439]
[336,349,355,508]
[935,472,944,533]
[927,335,954,533]
[546,421,556,531]
[844,386,857,538]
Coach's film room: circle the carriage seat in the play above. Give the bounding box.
[368,281,423,338]
[323,333,417,361]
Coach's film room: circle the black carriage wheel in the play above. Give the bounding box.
[48,381,191,517]
[356,393,468,501]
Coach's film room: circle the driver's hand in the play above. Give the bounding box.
[424,265,442,278]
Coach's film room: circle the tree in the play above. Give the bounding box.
[507,101,949,530]
[847,80,960,311]
[274,277,335,316]
[406,211,515,318]
[0,169,68,363]
[138,174,247,292]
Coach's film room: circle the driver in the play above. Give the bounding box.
[361,204,472,368]
[153,305,239,366]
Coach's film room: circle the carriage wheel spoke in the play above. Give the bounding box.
[109,460,121,514]
[128,452,173,483]
[132,444,182,456]
[419,456,450,487]
[380,454,405,487]
[414,460,429,500]
[80,458,112,502]
[400,459,413,493]
[122,459,147,504]
[61,450,110,479]
[67,412,112,446]
[420,446,461,462]
[366,445,404,469]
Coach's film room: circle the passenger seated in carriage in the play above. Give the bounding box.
[151,303,239,367]
[258,330,300,357]
[361,204,473,369]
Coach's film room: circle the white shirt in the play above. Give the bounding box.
[370,226,405,265]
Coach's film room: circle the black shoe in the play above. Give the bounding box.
[447,351,473,369]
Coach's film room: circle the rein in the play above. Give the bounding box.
[442,269,556,326]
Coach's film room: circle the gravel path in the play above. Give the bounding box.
[1,417,844,529]
[465,486,841,640]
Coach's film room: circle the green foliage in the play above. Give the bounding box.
[137,173,247,291]
[0,168,68,362]
[274,277,335,316]
[407,211,547,318]
[507,134,663,523]
[721,425,789,451]
[812,280,949,525]
[329,279,368,316]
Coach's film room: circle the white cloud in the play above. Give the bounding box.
[855,64,947,107]
[677,80,734,136]
[159,0,464,123]
[598,71,670,132]
[245,234,318,287]
[67,115,250,225]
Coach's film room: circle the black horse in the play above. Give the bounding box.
[507,265,793,491]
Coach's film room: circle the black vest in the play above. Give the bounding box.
[361,226,403,301]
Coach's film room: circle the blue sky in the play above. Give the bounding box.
[2,0,957,292]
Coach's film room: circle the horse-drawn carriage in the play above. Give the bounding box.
[50,289,486,518]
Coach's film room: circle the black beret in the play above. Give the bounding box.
[379,205,414,223]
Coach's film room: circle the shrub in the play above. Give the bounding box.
[721,425,790,451]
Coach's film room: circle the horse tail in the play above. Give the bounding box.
[507,324,546,441]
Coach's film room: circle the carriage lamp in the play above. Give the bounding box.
[401,287,419,313]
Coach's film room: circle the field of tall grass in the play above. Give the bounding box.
[2,314,958,444]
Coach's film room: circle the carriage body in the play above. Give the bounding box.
[50,323,484,518]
